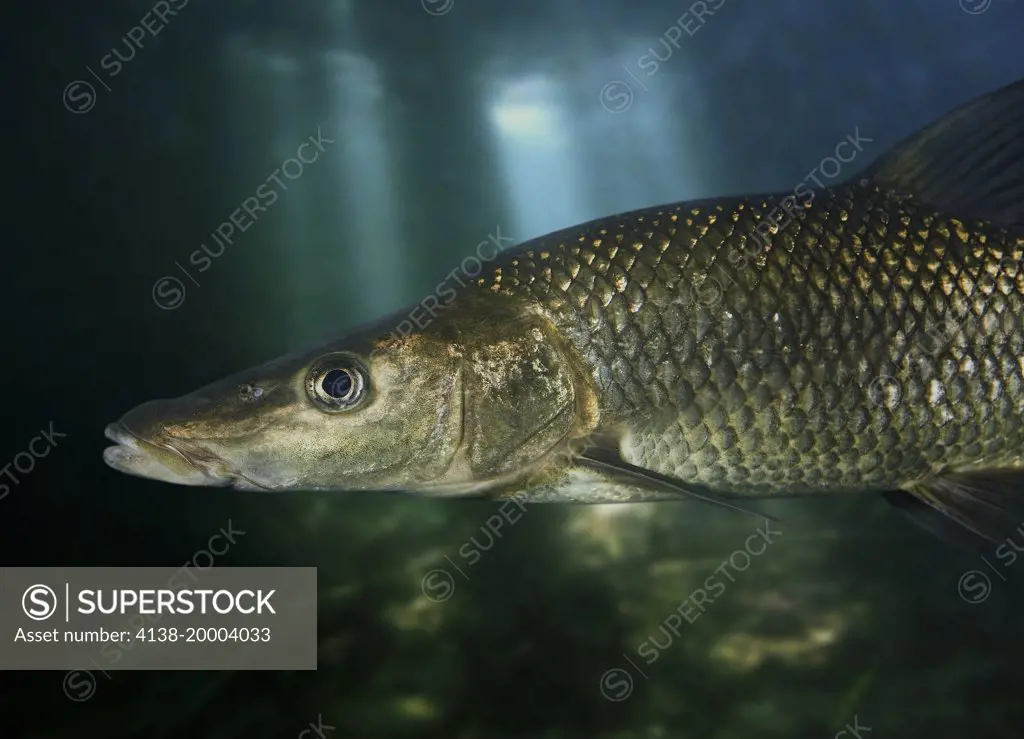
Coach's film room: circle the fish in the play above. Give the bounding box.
[105,77,1024,549]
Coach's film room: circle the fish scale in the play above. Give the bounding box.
[473,184,1024,495]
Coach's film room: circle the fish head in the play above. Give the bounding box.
[103,313,467,492]
[103,300,587,494]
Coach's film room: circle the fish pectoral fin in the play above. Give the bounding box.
[891,469,1024,549]
[576,443,778,521]
[864,75,1024,227]
[882,489,990,552]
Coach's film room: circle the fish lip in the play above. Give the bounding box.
[103,421,234,487]
[104,421,186,462]
[104,422,139,447]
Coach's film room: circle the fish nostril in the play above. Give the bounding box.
[238,384,264,402]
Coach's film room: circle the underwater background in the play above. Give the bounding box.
[3,0,1024,737]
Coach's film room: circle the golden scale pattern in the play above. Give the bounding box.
[472,187,1024,493]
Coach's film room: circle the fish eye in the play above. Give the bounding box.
[306,355,369,412]
[323,369,357,400]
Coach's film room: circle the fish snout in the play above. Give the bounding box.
[120,397,215,431]
[102,396,232,487]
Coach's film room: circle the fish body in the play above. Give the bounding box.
[105,77,1024,547]
[480,183,1024,500]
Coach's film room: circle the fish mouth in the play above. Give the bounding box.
[103,422,235,487]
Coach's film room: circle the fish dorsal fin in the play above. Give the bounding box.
[864,76,1024,227]
[577,438,778,521]
[894,469,1024,548]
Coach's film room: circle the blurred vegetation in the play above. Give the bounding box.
[7,490,1024,738]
